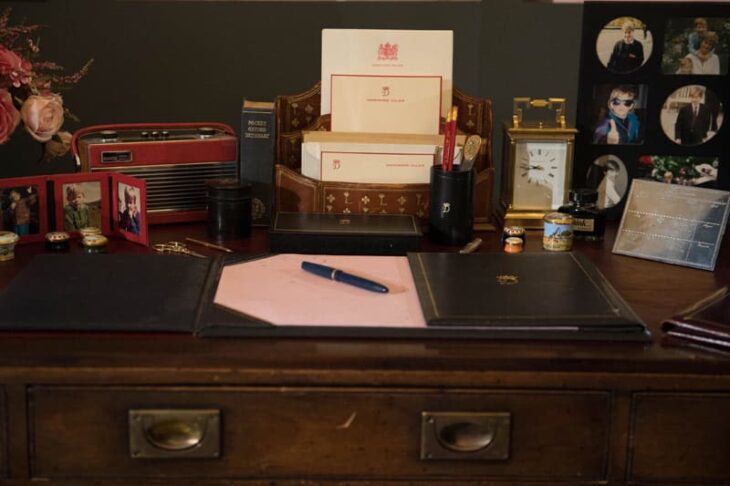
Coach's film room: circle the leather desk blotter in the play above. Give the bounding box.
[409,252,650,341]
[269,211,422,255]
[198,251,649,342]
[0,254,220,333]
[662,286,730,354]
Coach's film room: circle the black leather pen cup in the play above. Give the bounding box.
[206,178,252,241]
[428,165,474,245]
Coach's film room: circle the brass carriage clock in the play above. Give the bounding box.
[496,97,577,229]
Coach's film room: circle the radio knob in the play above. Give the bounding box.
[141,131,150,139]
[151,131,159,138]
[198,127,215,138]
[161,130,170,138]
[100,130,118,142]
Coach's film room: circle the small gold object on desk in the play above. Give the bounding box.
[0,231,20,262]
[496,97,578,229]
[153,241,206,258]
[184,237,234,253]
[80,234,109,254]
[542,212,573,252]
[45,231,70,252]
[79,227,102,238]
[503,237,524,254]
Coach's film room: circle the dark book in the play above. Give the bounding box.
[408,252,649,340]
[240,99,276,226]
[662,286,730,354]
[269,211,422,255]
[0,254,220,333]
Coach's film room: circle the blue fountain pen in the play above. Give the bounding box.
[301,261,389,293]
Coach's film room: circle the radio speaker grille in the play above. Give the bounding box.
[93,162,237,212]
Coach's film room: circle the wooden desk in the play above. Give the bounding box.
[0,224,728,485]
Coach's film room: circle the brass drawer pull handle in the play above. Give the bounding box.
[145,419,205,451]
[129,409,221,459]
[421,411,511,461]
[437,421,494,452]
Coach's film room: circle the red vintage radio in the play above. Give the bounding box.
[72,122,238,224]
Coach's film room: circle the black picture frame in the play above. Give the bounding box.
[574,2,730,220]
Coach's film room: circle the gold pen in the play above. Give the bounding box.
[184,237,234,253]
[459,237,483,254]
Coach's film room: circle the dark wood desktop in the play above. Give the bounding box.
[0,223,728,485]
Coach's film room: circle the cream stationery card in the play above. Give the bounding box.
[320,150,435,184]
[301,131,463,183]
[321,29,453,117]
[330,75,442,134]
[302,141,436,184]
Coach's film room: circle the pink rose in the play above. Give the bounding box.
[20,94,64,142]
[0,46,32,88]
[0,89,21,144]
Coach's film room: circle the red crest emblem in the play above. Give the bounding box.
[333,159,341,170]
[377,42,399,61]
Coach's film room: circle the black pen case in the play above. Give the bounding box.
[269,212,422,255]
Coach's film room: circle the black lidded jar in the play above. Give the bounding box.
[558,188,606,241]
[206,178,252,241]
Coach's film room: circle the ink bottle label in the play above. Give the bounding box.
[559,188,605,241]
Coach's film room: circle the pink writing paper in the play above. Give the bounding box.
[213,254,427,327]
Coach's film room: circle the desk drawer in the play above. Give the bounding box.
[30,386,609,481]
[630,392,730,483]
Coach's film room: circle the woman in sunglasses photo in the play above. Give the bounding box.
[592,85,643,145]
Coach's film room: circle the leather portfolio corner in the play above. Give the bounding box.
[662,286,730,354]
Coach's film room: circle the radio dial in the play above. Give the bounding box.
[198,127,215,138]
[100,130,118,142]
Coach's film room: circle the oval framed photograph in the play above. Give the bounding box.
[660,84,724,146]
[586,155,629,210]
[596,16,653,74]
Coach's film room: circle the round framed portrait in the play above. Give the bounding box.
[660,84,724,146]
[591,84,647,146]
[596,16,653,74]
[586,155,629,210]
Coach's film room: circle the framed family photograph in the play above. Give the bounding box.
[638,155,719,187]
[591,84,648,146]
[662,16,730,76]
[596,16,654,75]
[53,173,111,236]
[111,173,148,245]
[660,84,724,146]
[0,176,48,244]
[575,2,729,220]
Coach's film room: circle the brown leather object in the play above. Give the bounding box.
[661,286,730,354]
[275,165,431,220]
[274,82,495,225]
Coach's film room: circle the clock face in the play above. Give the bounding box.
[512,141,567,210]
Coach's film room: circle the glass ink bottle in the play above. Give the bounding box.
[559,188,605,241]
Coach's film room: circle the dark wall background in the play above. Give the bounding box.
[0,0,583,182]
